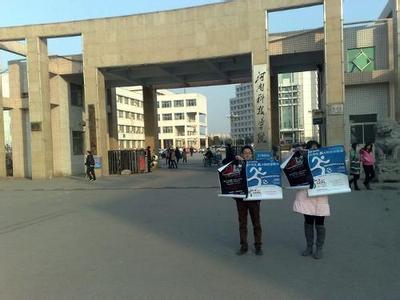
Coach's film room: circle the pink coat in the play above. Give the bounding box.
[293,189,330,217]
[360,149,375,166]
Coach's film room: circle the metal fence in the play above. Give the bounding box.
[108,150,148,175]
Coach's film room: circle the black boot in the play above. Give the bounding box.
[302,223,314,256]
[236,245,248,256]
[255,246,263,256]
[314,225,326,259]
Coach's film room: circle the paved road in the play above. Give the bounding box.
[0,156,399,299]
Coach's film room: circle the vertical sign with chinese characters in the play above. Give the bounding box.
[252,64,269,149]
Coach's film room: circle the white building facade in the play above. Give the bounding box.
[157,91,208,149]
[115,87,208,150]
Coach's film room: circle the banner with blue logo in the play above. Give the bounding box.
[255,151,273,161]
[245,160,283,200]
[307,145,351,196]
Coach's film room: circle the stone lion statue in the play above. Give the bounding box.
[374,119,400,182]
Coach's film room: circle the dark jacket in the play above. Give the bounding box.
[85,155,95,167]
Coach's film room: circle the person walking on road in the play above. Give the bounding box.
[360,143,375,190]
[204,148,213,167]
[182,148,188,163]
[146,146,152,172]
[234,145,263,256]
[85,151,96,181]
[190,146,194,157]
[349,143,361,190]
[293,140,329,259]
[223,143,236,164]
[175,147,181,165]
[169,148,178,169]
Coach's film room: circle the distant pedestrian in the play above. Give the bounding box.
[294,140,329,259]
[182,148,188,163]
[169,148,178,169]
[204,147,213,167]
[85,151,96,181]
[349,143,361,190]
[360,143,375,190]
[190,146,194,157]
[223,143,235,164]
[146,146,152,172]
[233,145,263,256]
[165,149,170,166]
[175,147,181,165]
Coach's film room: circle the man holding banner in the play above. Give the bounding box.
[232,146,263,256]
[218,146,284,256]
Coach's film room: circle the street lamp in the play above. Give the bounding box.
[227,112,240,146]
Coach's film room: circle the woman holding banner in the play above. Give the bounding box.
[293,141,329,260]
[234,145,263,256]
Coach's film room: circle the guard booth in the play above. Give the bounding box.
[108,150,148,175]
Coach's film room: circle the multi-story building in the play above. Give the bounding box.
[278,72,319,144]
[229,84,254,143]
[157,90,208,149]
[115,87,145,149]
[230,71,319,145]
[115,87,208,150]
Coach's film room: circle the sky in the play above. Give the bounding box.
[0,0,389,134]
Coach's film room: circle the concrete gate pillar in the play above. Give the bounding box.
[83,67,109,175]
[270,75,280,148]
[108,88,119,150]
[0,74,6,177]
[26,37,53,179]
[9,63,26,177]
[394,0,400,121]
[50,75,72,176]
[324,0,345,146]
[252,9,272,151]
[143,86,159,151]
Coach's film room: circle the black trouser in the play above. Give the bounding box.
[169,160,177,168]
[86,167,96,180]
[363,165,375,185]
[235,199,262,248]
[304,215,325,226]
[349,174,360,189]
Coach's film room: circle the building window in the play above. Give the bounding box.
[162,101,172,108]
[118,110,124,118]
[72,131,84,155]
[174,100,184,107]
[125,111,130,119]
[199,113,206,123]
[200,126,207,135]
[163,126,173,133]
[347,47,375,73]
[280,106,293,129]
[119,125,124,133]
[70,83,84,107]
[350,114,377,144]
[186,99,197,106]
[162,114,173,121]
[174,113,185,120]
[124,97,129,104]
